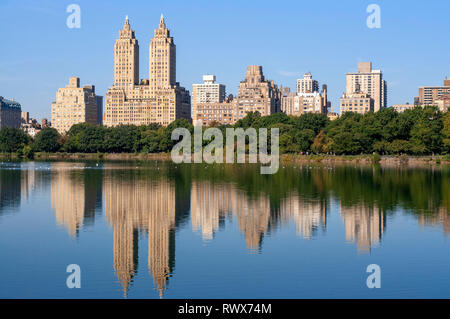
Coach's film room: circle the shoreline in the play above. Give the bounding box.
[0,152,448,167]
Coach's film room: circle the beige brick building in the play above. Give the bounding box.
[192,75,228,125]
[51,76,100,134]
[296,72,319,94]
[345,62,387,112]
[280,76,329,116]
[340,92,374,114]
[233,65,280,121]
[417,78,450,106]
[104,16,191,127]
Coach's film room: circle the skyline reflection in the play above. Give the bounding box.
[0,161,448,297]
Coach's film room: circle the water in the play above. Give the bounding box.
[0,161,449,299]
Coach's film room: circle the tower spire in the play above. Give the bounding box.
[159,13,165,28]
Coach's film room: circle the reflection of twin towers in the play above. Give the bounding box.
[48,163,390,296]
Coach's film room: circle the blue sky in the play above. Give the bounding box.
[0,0,449,120]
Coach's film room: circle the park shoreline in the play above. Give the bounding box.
[0,152,446,167]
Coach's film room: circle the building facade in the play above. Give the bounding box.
[51,76,101,134]
[435,93,450,112]
[296,72,319,94]
[192,75,227,125]
[344,62,387,112]
[340,92,374,114]
[104,16,191,127]
[233,65,280,121]
[417,78,450,105]
[281,75,329,116]
[0,96,21,129]
[392,103,416,113]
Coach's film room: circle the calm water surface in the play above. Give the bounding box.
[0,161,449,298]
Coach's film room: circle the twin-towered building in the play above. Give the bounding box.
[50,15,398,132]
[104,15,191,127]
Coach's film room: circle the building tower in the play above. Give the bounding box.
[345,62,387,112]
[114,16,139,87]
[296,72,319,93]
[149,14,176,90]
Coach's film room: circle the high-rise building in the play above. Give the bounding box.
[192,75,229,126]
[21,112,30,124]
[0,96,21,129]
[340,92,374,114]
[233,65,280,121]
[344,62,387,112]
[51,76,101,134]
[104,15,191,127]
[296,72,319,94]
[281,81,329,116]
[417,78,450,105]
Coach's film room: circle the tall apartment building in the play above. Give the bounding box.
[192,75,228,125]
[296,72,319,94]
[417,78,450,105]
[104,16,191,127]
[281,73,329,116]
[51,76,101,134]
[344,62,387,112]
[233,65,280,121]
[0,96,21,128]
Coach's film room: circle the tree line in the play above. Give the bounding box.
[1,105,449,157]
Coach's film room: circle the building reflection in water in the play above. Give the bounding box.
[417,207,450,235]
[191,181,271,249]
[50,163,102,237]
[103,166,188,297]
[279,194,327,240]
[340,203,386,253]
[41,163,450,296]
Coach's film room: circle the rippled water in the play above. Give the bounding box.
[0,161,449,298]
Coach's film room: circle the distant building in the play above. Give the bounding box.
[296,72,319,94]
[51,76,100,134]
[435,93,450,112]
[392,103,416,113]
[233,65,281,121]
[194,96,234,126]
[418,78,450,105]
[281,78,328,116]
[0,96,22,128]
[95,96,103,125]
[327,112,339,121]
[21,112,30,124]
[41,118,50,128]
[340,91,374,114]
[192,75,228,125]
[104,16,191,127]
[344,62,387,112]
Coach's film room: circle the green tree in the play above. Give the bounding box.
[33,128,61,152]
[442,111,450,154]
[0,127,30,153]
